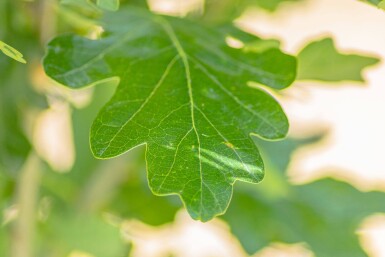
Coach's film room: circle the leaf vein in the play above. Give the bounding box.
[189,56,281,136]
[99,55,179,155]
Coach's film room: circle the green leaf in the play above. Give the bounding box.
[0,227,8,256]
[367,0,382,5]
[226,179,385,256]
[0,104,31,173]
[43,8,296,221]
[297,38,379,82]
[360,0,385,9]
[96,0,119,11]
[39,213,129,257]
[108,163,181,226]
[39,85,180,226]
[0,55,42,174]
[223,137,385,256]
[363,0,382,6]
[379,0,385,9]
[202,0,302,24]
[0,40,26,64]
[255,0,301,11]
[219,24,281,53]
[0,165,16,204]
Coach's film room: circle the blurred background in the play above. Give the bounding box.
[1,0,385,256]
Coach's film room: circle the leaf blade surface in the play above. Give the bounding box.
[43,9,296,221]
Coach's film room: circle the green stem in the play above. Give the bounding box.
[11,153,41,257]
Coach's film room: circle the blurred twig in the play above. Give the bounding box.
[10,153,41,257]
[40,0,58,45]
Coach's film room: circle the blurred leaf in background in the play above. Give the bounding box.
[96,0,120,11]
[38,212,130,257]
[359,0,385,10]
[0,226,8,256]
[107,164,181,226]
[366,0,381,4]
[202,0,303,24]
[0,41,27,64]
[224,137,385,257]
[297,38,380,82]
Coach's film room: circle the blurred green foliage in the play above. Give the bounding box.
[0,1,47,174]
[365,0,381,5]
[297,38,379,82]
[362,0,385,10]
[0,0,384,256]
[96,0,120,11]
[38,212,130,256]
[224,137,385,256]
[202,0,302,24]
[0,41,26,64]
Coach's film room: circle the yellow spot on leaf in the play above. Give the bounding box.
[223,142,235,149]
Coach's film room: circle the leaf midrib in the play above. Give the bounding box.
[155,16,205,216]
